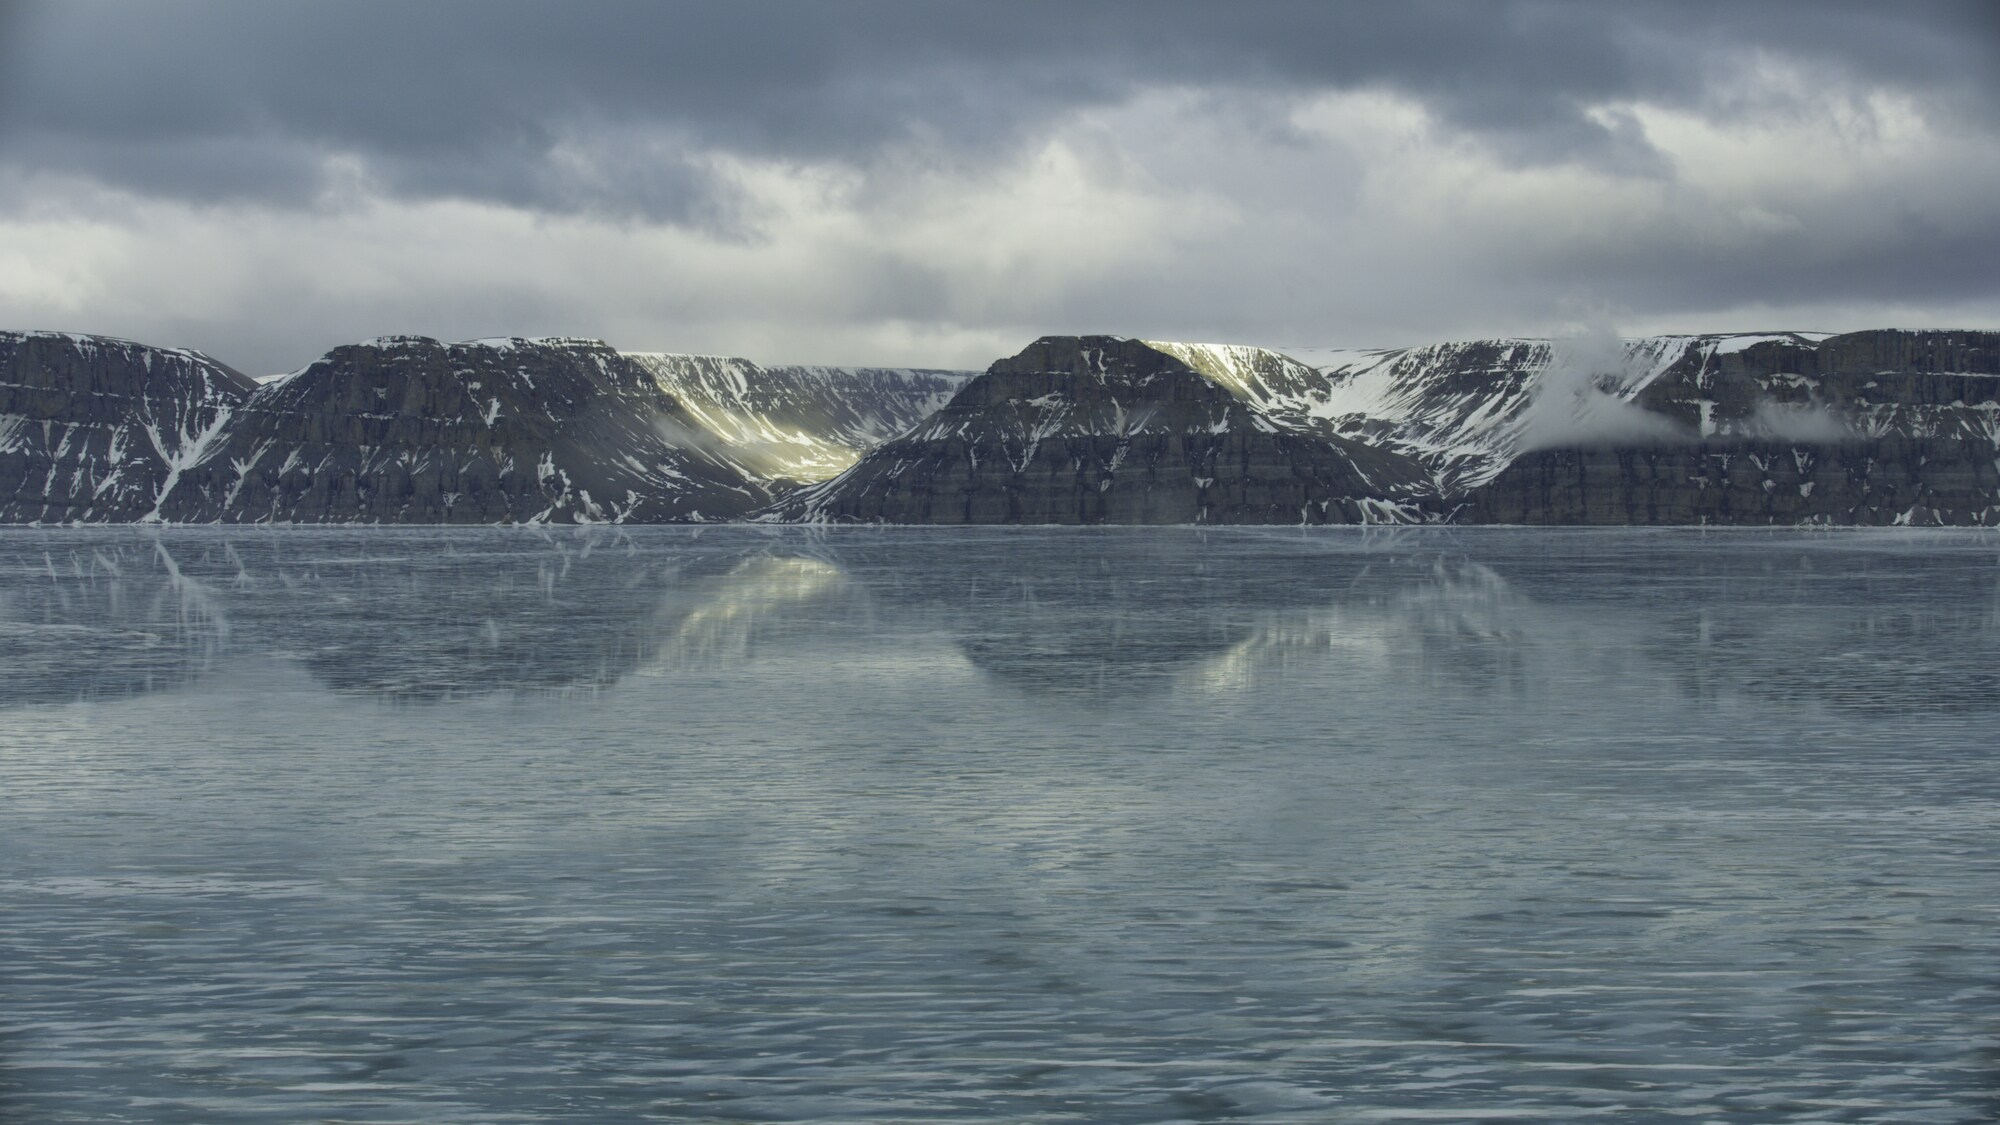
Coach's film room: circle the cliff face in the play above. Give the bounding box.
[1467,330,2000,525]
[773,336,1437,524]
[1282,336,1705,491]
[7,325,1997,526]
[159,337,770,523]
[0,331,976,525]
[1629,329,2000,438]
[0,332,257,523]
[1465,438,2000,526]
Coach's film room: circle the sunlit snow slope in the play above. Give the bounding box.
[624,353,970,482]
[1153,335,1712,492]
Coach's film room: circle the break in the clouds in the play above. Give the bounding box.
[1,0,1997,373]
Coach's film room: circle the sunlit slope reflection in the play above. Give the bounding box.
[2,527,1999,1122]
[7,528,2000,717]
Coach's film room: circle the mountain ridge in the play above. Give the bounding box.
[769,335,1438,524]
[4,326,1996,525]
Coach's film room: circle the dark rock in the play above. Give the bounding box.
[158,336,770,523]
[1633,329,2000,436]
[1465,438,2000,526]
[0,331,256,523]
[1463,330,2000,525]
[772,336,1438,524]
[11,323,1999,527]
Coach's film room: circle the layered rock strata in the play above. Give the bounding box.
[0,331,257,523]
[1473,330,2000,525]
[6,325,1997,526]
[156,338,975,524]
[160,337,769,523]
[774,336,1437,524]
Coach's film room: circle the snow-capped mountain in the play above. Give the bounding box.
[158,337,976,523]
[1474,330,2000,524]
[1153,334,1724,492]
[0,332,973,523]
[159,336,775,523]
[775,329,2000,526]
[770,336,1437,524]
[1269,329,1998,482]
[0,331,257,523]
[4,325,1995,525]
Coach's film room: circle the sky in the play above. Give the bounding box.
[1,0,1996,375]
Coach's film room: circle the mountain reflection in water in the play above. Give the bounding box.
[3,527,1999,1123]
[8,527,1998,715]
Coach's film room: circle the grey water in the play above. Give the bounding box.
[2,527,1997,1124]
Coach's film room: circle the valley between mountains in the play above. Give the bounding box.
[3,327,1995,525]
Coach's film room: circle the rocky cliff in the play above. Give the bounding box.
[771,336,1437,524]
[1465,438,2000,525]
[1470,330,2000,525]
[1287,336,1711,487]
[1626,329,2000,441]
[149,338,973,524]
[158,336,771,523]
[6,324,1998,526]
[0,331,257,523]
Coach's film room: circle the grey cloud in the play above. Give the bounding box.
[2,0,1997,375]
[369,129,740,230]
[1644,224,2000,314]
[3,0,1995,221]
[14,132,334,209]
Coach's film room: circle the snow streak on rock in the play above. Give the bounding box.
[0,332,974,524]
[161,337,774,524]
[772,336,1436,525]
[4,326,1997,525]
[0,331,257,524]
[1472,330,2000,525]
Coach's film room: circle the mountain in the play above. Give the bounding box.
[769,336,1437,524]
[622,353,969,483]
[156,336,782,523]
[5,325,1996,526]
[1468,330,2000,525]
[774,328,2000,526]
[1283,335,1705,491]
[151,336,970,523]
[0,332,971,524]
[0,331,256,523]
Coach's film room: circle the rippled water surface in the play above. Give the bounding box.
[3,527,1998,1123]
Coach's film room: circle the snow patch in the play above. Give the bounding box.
[1710,332,1836,355]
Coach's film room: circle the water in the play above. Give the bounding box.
[3,526,1998,1123]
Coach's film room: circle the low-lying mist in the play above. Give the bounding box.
[1514,325,1691,452]
[1514,326,1863,452]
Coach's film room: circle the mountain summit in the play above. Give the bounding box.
[771,336,1436,524]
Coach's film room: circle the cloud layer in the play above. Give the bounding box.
[2,0,1997,373]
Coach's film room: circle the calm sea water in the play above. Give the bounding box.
[2,527,1997,1123]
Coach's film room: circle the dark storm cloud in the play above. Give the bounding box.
[3,0,1995,219]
